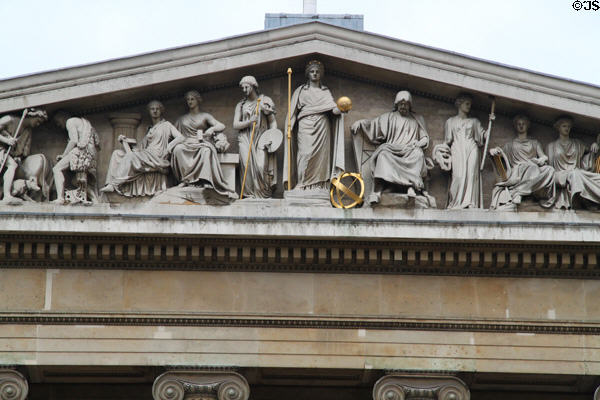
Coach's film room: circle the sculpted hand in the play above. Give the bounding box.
[14,156,21,165]
[591,142,599,153]
[332,106,342,116]
[489,147,501,157]
[196,129,204,141]
[350,121,361,135]
[5,137,17,147]
[489,113,496,121]
[117,134,126,143]
[56,154,63,161]
[248,115,259,126]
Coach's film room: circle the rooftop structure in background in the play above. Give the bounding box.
[265,0,363,31]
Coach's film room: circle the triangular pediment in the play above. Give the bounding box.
[1,22,599,132]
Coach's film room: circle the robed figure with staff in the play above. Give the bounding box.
[441,94,494,209]
[233,76,280,199]
[284,60,345,198]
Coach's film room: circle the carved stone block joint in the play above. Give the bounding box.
[152,370,250,400]
[0,370,28,400]
[373,374,469,400]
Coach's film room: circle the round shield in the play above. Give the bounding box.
[330,172,365,209]
[257,128,283,153]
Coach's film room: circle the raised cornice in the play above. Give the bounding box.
[1,22,599,119]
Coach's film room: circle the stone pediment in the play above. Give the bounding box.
[1,21,600,230]
[1,22,599,130]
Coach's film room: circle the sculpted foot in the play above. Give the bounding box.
[512,194,522,205]
[51,198,66,205]
[177,182,187,188]
[100,184,115,193]
[368,193,381,205]
[407,187,416,197]
[0,195,23,205]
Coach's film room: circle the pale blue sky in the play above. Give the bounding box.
[0,0,597,85]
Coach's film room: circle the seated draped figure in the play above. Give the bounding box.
[351,90,432,206]
[546,115,600,209]
[169,90,237,198]
[101,100,182,197]
[489,114,555,211]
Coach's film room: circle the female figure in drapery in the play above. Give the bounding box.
[101,100,182,197]
[170,90,236,198]
[489,114,555,210]
[444,94,491,209]
[283,60,345,196]
[546,116,600,209]
[233,76,278,198]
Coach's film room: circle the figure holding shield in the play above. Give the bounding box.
[233,76,281,199]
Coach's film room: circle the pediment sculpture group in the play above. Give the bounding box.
[1,60,600,211]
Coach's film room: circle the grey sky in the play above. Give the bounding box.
[0,0,597,85]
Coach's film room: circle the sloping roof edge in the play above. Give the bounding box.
[1,22,598,117]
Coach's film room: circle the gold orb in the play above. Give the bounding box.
[336,96,352,112]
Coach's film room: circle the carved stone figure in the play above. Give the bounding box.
[233,76,280,198]
[489,115,555,210]
[0,108,48,205]
[283,60,345,198]
[351,90,435,207]
[170,90,236,198]
[52,111,101,204]
[101,100,182,197]
[546,116,600,209]
[441,93,492,209]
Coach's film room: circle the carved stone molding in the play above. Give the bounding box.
[373,374,469,400]
[0,233,598,278]
[108,112,142,148]
[0,370,28,400]
[152,370,249,400]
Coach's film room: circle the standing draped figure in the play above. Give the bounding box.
[546,116,600,209]
[170,90,236,198]
[284,60,345,195]
[443,94,490,209]
[233,76,279,198]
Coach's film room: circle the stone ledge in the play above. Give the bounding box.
[0,202,598,244]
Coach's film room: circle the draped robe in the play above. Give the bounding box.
[237,96,277,198]
[283,85,344,190]
[444,116,485,209]
[355,111,428,191]
[490,138,555,209]
[547,138,600,209]
[105,119,179,197]
[171,113,234,196]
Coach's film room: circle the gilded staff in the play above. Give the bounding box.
[287,68,292,191]
[480,97,496,171]
[240,98,261,200]
[0,108,28,174]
